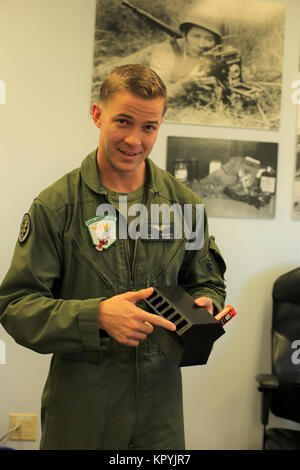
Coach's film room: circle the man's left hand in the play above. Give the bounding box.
[194,296,213,315]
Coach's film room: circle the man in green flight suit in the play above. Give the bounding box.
[0,64,226,450]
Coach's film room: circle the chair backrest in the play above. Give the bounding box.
[270,267,300,423]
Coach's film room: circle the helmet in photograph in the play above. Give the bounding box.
[179,7,224,39]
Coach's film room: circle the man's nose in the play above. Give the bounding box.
[196,38,207,48]
[194,34,212,46]
[124,130,141,146]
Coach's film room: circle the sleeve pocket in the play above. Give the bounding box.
[207,236,226,278]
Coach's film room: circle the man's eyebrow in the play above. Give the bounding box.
[145,120,160,125]
[114,113,133,120]
[114,113,160,125]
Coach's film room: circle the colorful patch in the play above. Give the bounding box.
[18,213,31,244]
[85,216,117,251]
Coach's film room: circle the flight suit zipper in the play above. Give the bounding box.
[129,187,155,286]
[126,189,155,447]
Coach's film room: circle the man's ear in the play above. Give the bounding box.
[91,102,102,128]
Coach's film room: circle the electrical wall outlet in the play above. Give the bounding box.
[9,413,37,440]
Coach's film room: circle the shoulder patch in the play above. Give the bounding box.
[18,213,31,244]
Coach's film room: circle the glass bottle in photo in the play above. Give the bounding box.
[174,159,188,183]
[259,166,276,194]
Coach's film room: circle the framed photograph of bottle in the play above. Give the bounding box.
[292,103,300,219]
[167,136,278,219]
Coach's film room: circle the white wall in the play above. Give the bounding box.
[0,0,300,450]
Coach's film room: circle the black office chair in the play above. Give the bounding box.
[256,267,300,450]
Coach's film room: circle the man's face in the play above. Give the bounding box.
[185,26,217,57]
[93,90,165,177]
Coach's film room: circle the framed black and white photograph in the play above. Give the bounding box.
[293,103,300,219]
[167,136,278,219]
[91,0,285,130]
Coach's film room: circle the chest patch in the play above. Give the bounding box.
[85,216,117,251]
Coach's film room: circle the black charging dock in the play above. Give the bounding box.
[144,286,225,367]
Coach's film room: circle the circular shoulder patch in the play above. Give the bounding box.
[18,213,31,244]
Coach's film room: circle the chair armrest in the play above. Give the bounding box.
[255,373,279,391]
[255,374,279,426]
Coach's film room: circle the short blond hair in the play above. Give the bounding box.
[99,64,168,115]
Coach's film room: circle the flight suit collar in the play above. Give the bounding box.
[80,148,106,195]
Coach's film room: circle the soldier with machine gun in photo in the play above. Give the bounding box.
[122,2,261,109]
[92,2,266,119]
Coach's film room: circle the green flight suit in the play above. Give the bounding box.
[0,149,226,450]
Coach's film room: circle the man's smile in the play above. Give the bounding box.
[117,147,142,157]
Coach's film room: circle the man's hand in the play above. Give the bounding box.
[98,287,176,347]
[194,296,214,315]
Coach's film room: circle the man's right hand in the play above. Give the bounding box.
[98,287,176,347]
